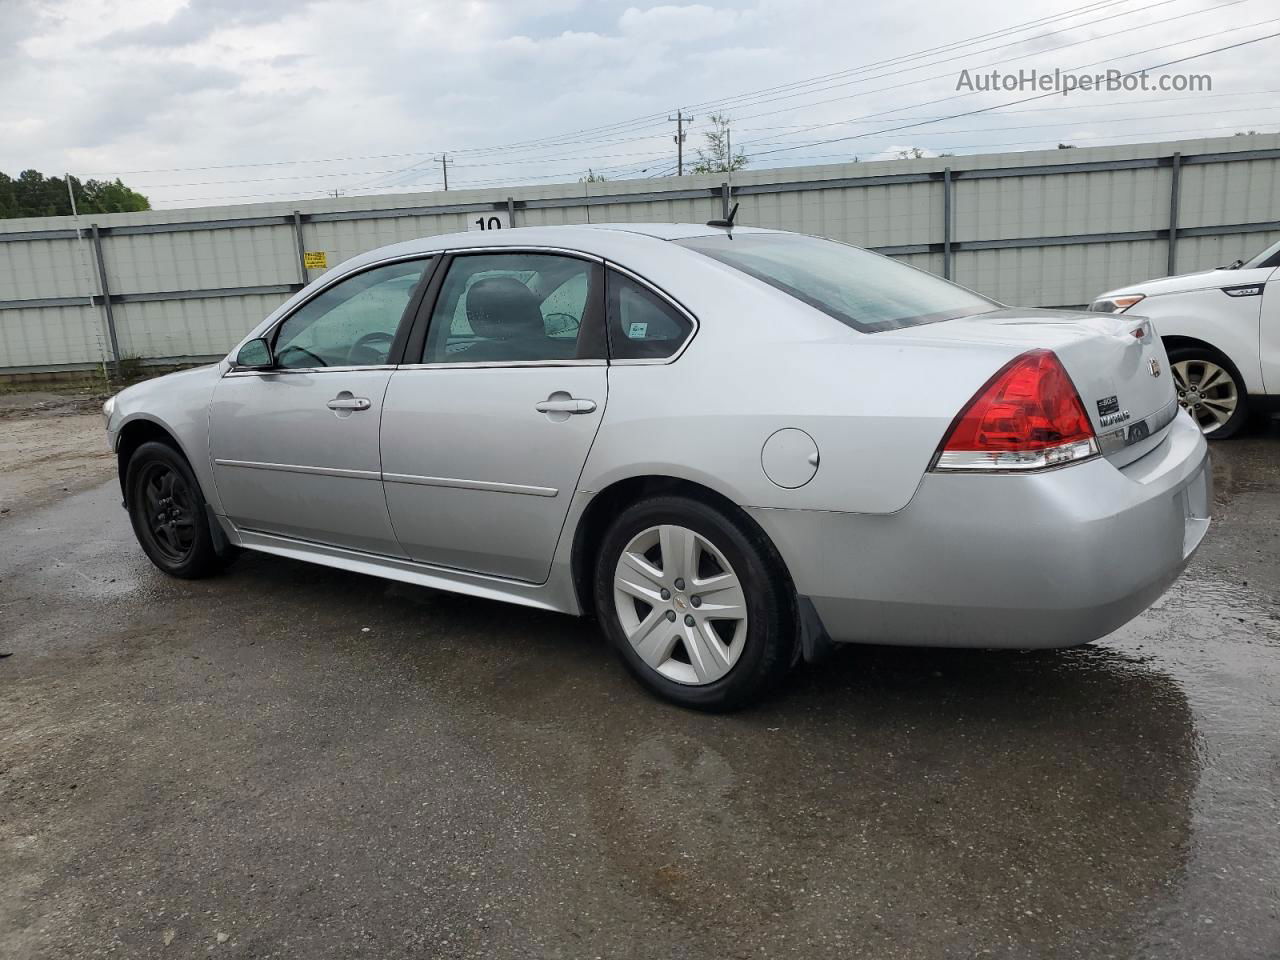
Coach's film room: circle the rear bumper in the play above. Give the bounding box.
[749,411,1211,649]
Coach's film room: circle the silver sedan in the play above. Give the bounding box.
[104,223,1211,709]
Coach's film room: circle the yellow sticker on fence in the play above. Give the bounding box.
[303,251,327,270]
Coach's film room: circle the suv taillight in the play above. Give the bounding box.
[933,349,1099,472]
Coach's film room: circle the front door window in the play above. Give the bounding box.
[273,259,431,368]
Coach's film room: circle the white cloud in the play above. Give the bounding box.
[618,4,743,42]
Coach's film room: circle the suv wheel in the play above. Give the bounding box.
[1167,344,1248,439]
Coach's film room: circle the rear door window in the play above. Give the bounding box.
[606,271,694,361]
[421,253,604,363]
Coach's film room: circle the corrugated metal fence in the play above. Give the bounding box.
[2,133,1279,374]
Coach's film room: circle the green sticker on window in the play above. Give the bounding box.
[627,321,648,339]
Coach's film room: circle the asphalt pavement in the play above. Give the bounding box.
[1,435,1277,959]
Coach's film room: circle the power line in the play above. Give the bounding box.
[734,105,1280,154]
[728,88,1280,134]
[770,123,1280,163]
[729,11,1280,154]
[747,26,1280,161]
[723,0,1258,131]
[674,0,1191,121]
[439,0,1149,156]
[151,121,1275,205]
[312,0,1206,195]
[350,0,1258,197]
[87,0,1159,180]
[408,0,1176,162]
[438,0,1205,158]
[149,96,1268,201]
[671,0,1137,114]
[126,3,1276,205]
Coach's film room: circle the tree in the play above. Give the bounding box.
[691,113,747,174]
[578,169,608,182]
[0,169,150,219]
[896,147,929,160]
[1234,130,1259,136]
[1057,143,1076,149]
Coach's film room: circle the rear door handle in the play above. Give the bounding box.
[535,398,596,414]
[327,397,371,411]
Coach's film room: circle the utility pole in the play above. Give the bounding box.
[441,154,449,191]
[668,110,693,176]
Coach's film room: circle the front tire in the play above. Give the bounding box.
[1167,344,1248,439]
[125,441,231,579]
[594,495,797,711]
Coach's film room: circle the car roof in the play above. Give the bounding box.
[336,223,783,274]
[572,222,779,240]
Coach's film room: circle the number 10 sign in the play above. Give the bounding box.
[468,210,511,232]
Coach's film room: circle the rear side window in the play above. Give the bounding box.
[606,270,693,360]
[675,233,997,333]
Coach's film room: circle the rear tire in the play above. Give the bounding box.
[125,441,232,579]
[594,494,796,711]
[1166,344,1249,439]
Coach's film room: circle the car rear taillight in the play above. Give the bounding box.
[933,349,1099,472]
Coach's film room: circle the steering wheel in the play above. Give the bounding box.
[276,343,328,368]
[543,312,580,338]
[348,330,395,365]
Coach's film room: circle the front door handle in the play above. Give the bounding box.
[535,397,597,415]
[327,396,371,411]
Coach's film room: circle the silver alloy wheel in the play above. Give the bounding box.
[1171,358,1239,434]
[612,524,749,685]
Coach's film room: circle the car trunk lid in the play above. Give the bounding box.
[884,307,1178,467]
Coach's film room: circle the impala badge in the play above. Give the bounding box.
[1097,394,1130,427]
[1149,357,1162,377]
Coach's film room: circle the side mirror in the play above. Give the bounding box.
[235,338,274,370]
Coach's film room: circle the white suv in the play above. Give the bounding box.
[1091,238,1280,438]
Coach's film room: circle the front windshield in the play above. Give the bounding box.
[675,233,998,333]
[1242,238,1280,269]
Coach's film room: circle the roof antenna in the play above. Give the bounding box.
[706,202,739,230]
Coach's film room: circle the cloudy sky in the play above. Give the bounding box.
[2,0,1278,208]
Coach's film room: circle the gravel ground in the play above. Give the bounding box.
[0,412,1277,959]
[0,396,115,515]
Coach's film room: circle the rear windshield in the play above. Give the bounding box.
[675,233,998,333]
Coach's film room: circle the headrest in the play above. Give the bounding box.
[466,277,545,340]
